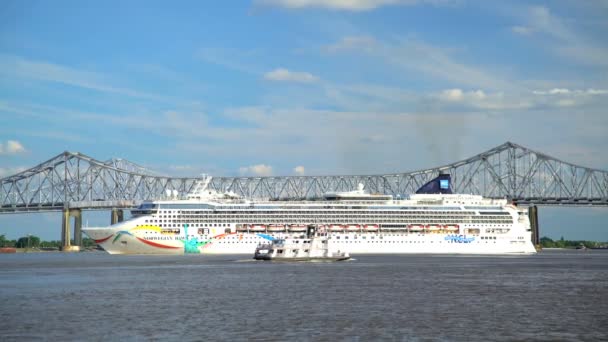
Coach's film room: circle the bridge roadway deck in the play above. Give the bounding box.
[1,197,607,214]
[0,200,140,213]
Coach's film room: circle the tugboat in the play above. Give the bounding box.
[254,226,350,261]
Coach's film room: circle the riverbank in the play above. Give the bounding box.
[0,247,100,253]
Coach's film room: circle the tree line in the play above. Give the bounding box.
[0,234,97,248]
[540,236,607,248]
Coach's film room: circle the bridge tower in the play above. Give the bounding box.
[111,209,124,225]
[61,208,82,252]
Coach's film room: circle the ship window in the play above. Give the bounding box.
[304,250,309,252]
[277,250,283,254]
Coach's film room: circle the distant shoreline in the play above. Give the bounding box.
[0,247,100,254]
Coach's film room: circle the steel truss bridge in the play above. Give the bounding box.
[1,141,608,214]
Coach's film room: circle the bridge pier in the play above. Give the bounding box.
[111,209,124,225]
[61,208,82,252]
[529,205,540,246]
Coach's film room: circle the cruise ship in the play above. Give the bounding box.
[83,175,537,255]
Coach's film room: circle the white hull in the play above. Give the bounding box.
[84,225,536,255]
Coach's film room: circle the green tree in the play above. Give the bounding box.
[15,235,41,248]
[540,236,555,248]
[0,234,10,247]
[82,237,97,248]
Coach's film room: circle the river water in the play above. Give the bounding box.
[1,250,607,341]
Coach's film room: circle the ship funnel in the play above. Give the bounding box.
[415,173,453,194]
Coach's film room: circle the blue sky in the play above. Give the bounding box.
[1,0,607,241]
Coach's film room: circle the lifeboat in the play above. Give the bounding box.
[345,225,360,231]
[329,225,343,231]
[250,224,267,232]
[268,224,286,232]
[236,225,248,232]
[364,224,379,231]
[408,225,423,232]
[288,224,307,232]
[428,225,441,231]
[445,225,459,231]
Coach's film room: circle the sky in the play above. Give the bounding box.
[0,0,607,241]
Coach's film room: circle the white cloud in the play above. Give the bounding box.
[532,88,608,96]
[436,88,537,110]
[239,164,273,176]
[325,36,513,90]
[548,88,569,94]
[264,68,319,83]
[255,0,457,11]
[324,36,377,53]
[556,99,575,107]
[0,54,159,99]
[440,88,464,101]
[255,0,403,11]
[197,48,262,75]
[528,88,608,109]
[0,140,26,155]
[588,89,608,95]
[434,86,608,111]
[511,6,608,67]
[439,89,487,102]
[511,25,532,35]
[293,165,306,175]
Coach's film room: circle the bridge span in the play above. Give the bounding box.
[1,142,607,250]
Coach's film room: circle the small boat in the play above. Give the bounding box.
[428,225,440,231]
[236,225,248,232]
[288,224,307,232]
[345,225,360,231]
[254,226,349,262]
[364,224,379,231]
[329,225,343,231]
[250,225,266,232]
[268,224,286,232]
[408,225,423,232]
[445,225,459,231]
